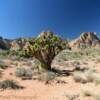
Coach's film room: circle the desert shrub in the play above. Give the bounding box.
[82,86,100,99]
[15,68,26,77]
[38,71,56,84]
[73,68,100,84]
[94,94,100,100]
[73,71,88,83]
[15,68,33,78]
[84,73,93,82]
[91,73,100,85]
[82,88,93,97]
[95,56,100,63]
[64,92,79,100]
[30,59,41,71]
[82,68,100,84]
[0,80,23,89]
[0,64,8,69]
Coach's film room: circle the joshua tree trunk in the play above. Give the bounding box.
[33,49,55,70]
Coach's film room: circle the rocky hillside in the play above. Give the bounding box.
[10,38,35,51]
[70,32,100,49]
[0,37,11,50]
[1,32,100,51]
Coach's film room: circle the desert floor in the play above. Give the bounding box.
[0,57,100,100]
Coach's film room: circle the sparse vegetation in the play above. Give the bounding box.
[73,68,96,83]
[0,80,23,89]
[0,32,100,100]
[73,71,88,83]
[38,71,56,84]
[0,64,8,69]
[82,88,93,97]
[30,58,42,71]
[64,92,79,100]
[82,86,100,100]
[95,56,100,63]
[91,73,100,85]
[15,68,33,79]
[55,49,100,62]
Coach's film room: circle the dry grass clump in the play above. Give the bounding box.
[15,68,33,79]
[95,56,100,63]
[38,71,56,84]
[94,93,100,100]
[64,92,79,100]
[73,68,96,83]
[84,68,100,85]
[82,85,100,100]
[90,73,100,85]
[0,80,23,90]
[73,71,88,83]
[84,69,96,82]
[82,88,93,97]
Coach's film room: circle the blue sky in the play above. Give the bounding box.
[0,0,100,39]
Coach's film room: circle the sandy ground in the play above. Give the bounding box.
[0,57,99,100]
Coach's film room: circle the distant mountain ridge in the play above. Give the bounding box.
[0,32,100,50]
[69,32,100,49]
[10,38,35,51]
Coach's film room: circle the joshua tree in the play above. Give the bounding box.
[23,31,70,70]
